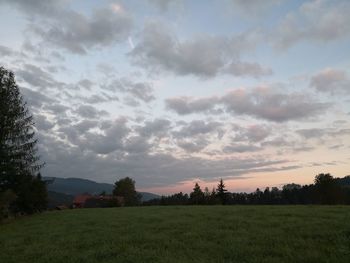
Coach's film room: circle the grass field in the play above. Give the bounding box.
[1,206,350,263]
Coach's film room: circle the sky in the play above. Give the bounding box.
[1,0,349,194]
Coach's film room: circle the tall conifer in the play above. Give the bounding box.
[0,67,46,214]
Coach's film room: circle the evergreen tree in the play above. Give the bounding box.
[0,67,46,214]
[190,183,204,204]
[216,179,228,204]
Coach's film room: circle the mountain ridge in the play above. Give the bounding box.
[44,177,160,202]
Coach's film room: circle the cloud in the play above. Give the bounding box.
[32,7,133,54]
[0,0,66,17]
[229,0,283,14]
[310,68,350,94]
[274,0,350,49]
[174,120,223,138]
[103,78,155,103]
[0,45,15,57]
[137,118,172,138]
[233,124,271,142]
[0,0,133,54]
[177,138,210,153]
[166,87,329,122]
[34,114,55,131]
[20,87,55,109]
[74,105,108,119]
[16,64,65,89]
[147,0,182,11]
[74,120,99,133]
[130,22,270,78]
[222,143,261,153]
[297,127,350,139]
[296,128,325,139]
[165,96,220,115]
[222,88,328,122]
[226,61,273,78]
[38,129,296,187]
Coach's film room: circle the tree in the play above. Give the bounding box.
[113,177,140,206]
[0,67,47,214]
[190,183,204,204]
[216,179,228,204]
[314,173,342,204]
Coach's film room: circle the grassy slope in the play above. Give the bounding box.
[1,206,350,263]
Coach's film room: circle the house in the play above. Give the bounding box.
[72,194,124,208]
[72,194,93,208]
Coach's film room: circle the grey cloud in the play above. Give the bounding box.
[147,0,182,11]
[130,22,269,78]
[76,118,130,154]
[33,7,132,54]
[124,136,151,154]
[16,64,65,89]
[36,118,299,187]
[297,127,350,139]
[44,103,69,114]
[77,79,94,90]
[74,105,108,119]
[77,93,119,104]
[74,120,99,133]
[0,0,65,17]
[103,78,155,103]
[226,61,273,78]
[166,87,329,122]
[297,128,325,139]
[165,96,219,115]
[222,88,329,122]
[83,95,110,104]
[34,114,55,131]
[0,45,15,56]
[223,143,261,153]
[274,0,350,49]
[230,0,282,13]
[262,137,292,148]
[177,138,210,153]
[174,120,223,138]
[40,139,294,187]
[20,87,55,109]
[137,118,172,138]
[233,124,271,142]
[15,3,133,54]
[310,68,350,94]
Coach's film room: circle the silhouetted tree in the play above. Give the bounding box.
[0,67,46,214]
[314,173,342,204]
[216,179,228,204]
[190,183,205,204]
[113,177,141,206]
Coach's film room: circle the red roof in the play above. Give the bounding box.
[73,194,92,205]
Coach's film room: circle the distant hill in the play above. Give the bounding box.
[44,177,160,202]
[47,191,74,209]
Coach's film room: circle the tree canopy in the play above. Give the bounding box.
[113,177,140,206]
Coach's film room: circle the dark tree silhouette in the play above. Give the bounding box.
[113,177,140,206]
[314,173,343,204]
[0,67,47,215]
[216,179,228,204]
[190,183,204,204]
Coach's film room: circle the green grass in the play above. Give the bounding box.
[1,206,350,263]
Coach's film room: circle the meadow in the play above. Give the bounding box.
[1,206,350,263]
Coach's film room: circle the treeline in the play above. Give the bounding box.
[143,174,350,206]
